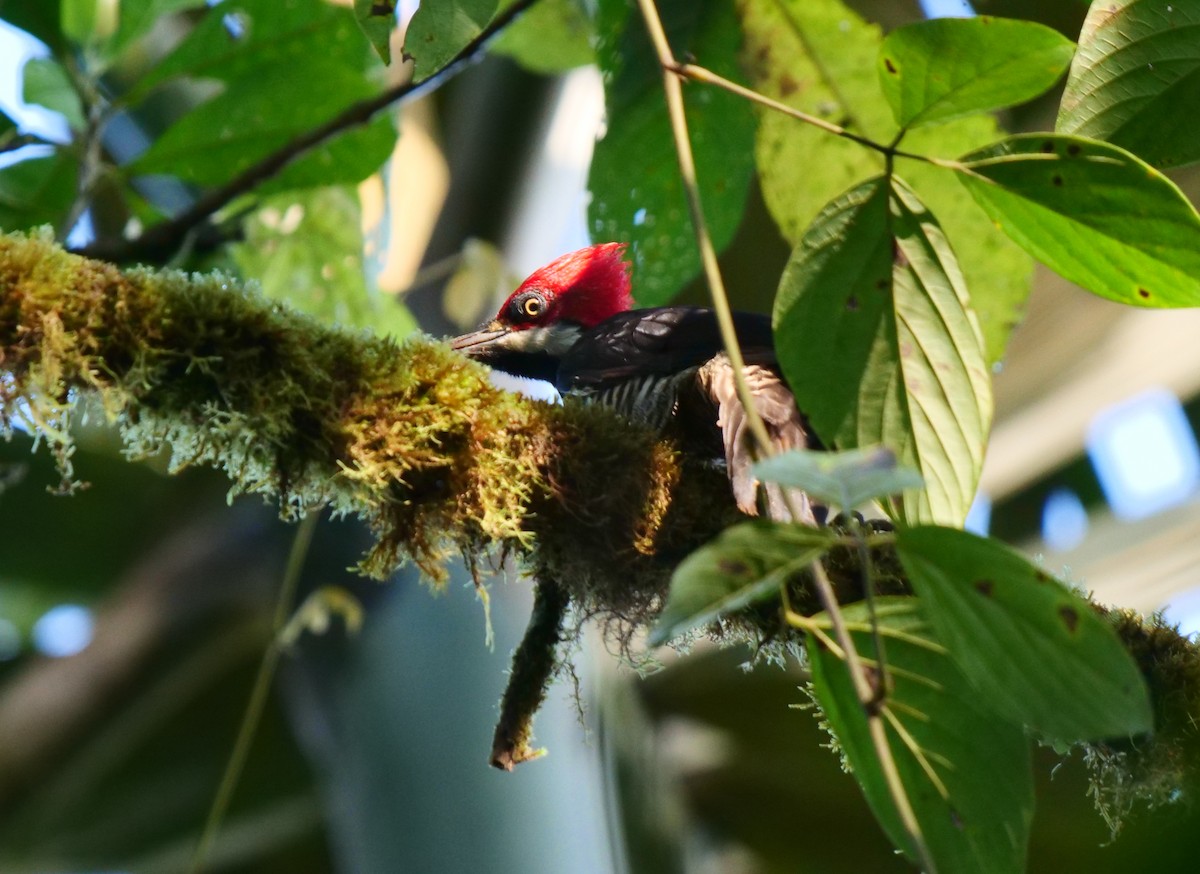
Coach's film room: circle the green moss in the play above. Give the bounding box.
[0,229,731,610]
[7,229,1200,807]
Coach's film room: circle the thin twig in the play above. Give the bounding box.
[633,1,930,857]
[678,63,884,154]
[188,509,321,874]
[633,0,775,458]
[76,0,540,264]
[676,63,938,166]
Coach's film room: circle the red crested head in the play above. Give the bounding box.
[493,242,632,331]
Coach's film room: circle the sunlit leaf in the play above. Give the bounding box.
[649,521,835,646]
[355,0,396,64]
[809,598,1033,873]
[739,0,1032,364]
[490,0,593,74]
[403,0,498,82]
[955,133,1200,307]
[231,186,416,337]
[589,0,755,306]
[879,16,1074,129]
[61,0,118,45]
[897,525,1154,741]
[22,58,84,130]
[1058,0,1200,169]
[773,177,991,526]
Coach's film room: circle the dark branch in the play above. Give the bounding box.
[74,0,540,264]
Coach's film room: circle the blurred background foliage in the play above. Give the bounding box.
[2,0,1200,871]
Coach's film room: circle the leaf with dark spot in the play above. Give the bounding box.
[1059,605,1080,634]
[898,525,1153,741]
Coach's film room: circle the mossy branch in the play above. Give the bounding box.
[3,230,1200,818]
[0,230,737,612]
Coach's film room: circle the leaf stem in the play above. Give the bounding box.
[675,63,935,166]
[188,509,321,874]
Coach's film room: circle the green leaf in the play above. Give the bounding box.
[402,0,498,83]
[879,16,1075,129]
[0,152,78,232]
[773,177,992,527]
[1058,0,1200,169]
[739,0,1032,365]
[61,0,118,45]
[231,186,416,337]
[490,0,594,74]
[896,525,1154,741]
[588,0,754,306]
[126,0,394,192]
[257,113,397,196]
[808,599,1033,873]
[648,521,835,646]
[22,57,85,131]
[101,0,209,62]
[130,0,367,96]
[354,0,395,65]
[752,447,922,513]
[955,133,1200,308]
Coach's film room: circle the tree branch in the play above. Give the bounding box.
[3,231,1200,807]
[73,0,540,264]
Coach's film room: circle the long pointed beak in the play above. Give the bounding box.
[450,322,509,357]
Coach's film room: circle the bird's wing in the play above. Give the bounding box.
[556,307,774,390]
[697,354,816,523]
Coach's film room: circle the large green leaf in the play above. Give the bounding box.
[130,0,363,95]
[897,525,1154,741]
[588,0,755,306]
[648,520,834,646]
[955,133,1200,308]
[130,66,389,187]
[879,16,1074,129]
[490,0,594,74]
[1058,0,1200,169]
[808,598,1033,873]
[125,0,394,192]
[0,152,78,233]
[402,0,498,83]
[773,177,991,526]
[738,0,1032,365]
[231,186,416,337]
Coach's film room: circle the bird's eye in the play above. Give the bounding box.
[520,295,544,318]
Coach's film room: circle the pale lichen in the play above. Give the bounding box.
[4,229,1200,810]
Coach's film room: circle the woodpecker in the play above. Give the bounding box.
[451,243,816,520]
